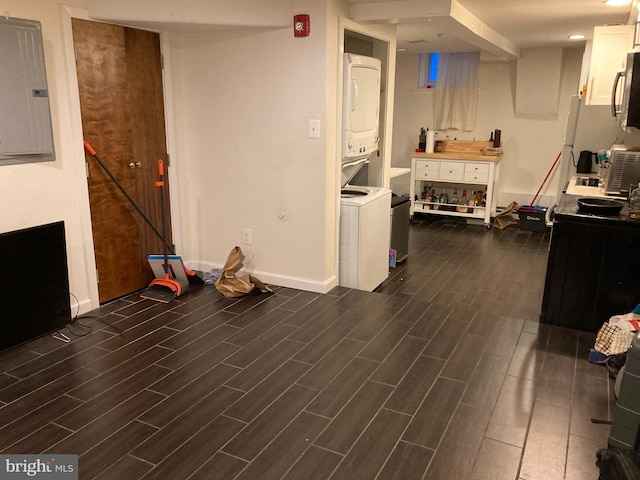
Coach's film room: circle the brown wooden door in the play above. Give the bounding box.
[72,19,171,303]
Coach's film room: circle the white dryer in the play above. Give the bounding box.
[340,185,391,291]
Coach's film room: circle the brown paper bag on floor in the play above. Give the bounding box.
[491,201,518,229]
[214,246,273,297]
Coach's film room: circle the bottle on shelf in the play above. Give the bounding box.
[475,190,484,207]
[468,190,476,213]
[420,185,430,210]
[458,190,469,213]
[440,189,450,211]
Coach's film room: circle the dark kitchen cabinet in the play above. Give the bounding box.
[541,194,640,332]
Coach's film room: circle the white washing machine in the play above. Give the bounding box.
[340,185,391,291]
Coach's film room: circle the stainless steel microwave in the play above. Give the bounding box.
[613,52,640,130]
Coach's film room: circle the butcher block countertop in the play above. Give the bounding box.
[412,140,503,162]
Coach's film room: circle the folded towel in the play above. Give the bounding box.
[594,322,635,356]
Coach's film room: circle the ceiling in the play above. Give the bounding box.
[346,0,636,60]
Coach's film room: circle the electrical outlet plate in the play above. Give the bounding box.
[242,228,252,244]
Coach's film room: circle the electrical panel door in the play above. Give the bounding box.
[0,17,55,165]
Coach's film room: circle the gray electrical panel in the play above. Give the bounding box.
[0,16,55,165]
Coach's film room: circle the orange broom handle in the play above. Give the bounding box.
[156,159,165,187]
[83,140,96,156]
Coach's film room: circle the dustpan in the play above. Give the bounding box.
[140,160,181,303]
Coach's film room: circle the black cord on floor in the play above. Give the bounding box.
[68,293,124,337]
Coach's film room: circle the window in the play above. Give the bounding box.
[418,52,439,89]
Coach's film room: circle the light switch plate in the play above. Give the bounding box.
[309,119,320,138]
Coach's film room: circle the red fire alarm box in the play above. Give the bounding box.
[294,14,310,37]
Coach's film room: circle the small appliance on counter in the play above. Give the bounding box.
[604,144,640,198]
[576,150,595,174]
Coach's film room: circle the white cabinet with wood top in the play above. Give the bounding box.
[409,146,502,226]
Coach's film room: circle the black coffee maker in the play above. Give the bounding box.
[577,150,595,174]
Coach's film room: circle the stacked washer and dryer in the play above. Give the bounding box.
[339,53,391,292]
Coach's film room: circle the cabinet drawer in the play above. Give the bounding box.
[415,168,439,180]
[439,161,464,181]
[465,163,489,175]
[464,172,489,183]
[415,159,439,171]
[464,162,489,183]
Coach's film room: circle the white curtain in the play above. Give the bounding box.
[434,51,480,131]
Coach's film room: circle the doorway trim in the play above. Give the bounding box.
[58,4,181,311]
[335,16,397,290]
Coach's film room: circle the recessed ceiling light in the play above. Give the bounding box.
[397,48,408,52]
[569,34,585,40]
[604,0,631,6]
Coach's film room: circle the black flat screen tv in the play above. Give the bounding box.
[0,221,72,351]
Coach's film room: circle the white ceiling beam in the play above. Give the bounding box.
[351,0,519,60]
[87,0,290,33]
[449,1,520,60]
[350,0,453,23]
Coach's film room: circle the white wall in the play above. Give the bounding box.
[167,7,337,292]
[0,0,98,314]
[390,47,640,208]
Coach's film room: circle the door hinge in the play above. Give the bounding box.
[160,53,165,70]
[165,154,170,166]
[96,268,99,284]
[86,162,89,178]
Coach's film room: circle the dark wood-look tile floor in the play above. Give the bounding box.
[0,216,613,479]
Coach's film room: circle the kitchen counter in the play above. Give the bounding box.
[541,192,640,332]
[412,140,503,162]
[555,192,637,227]
[564,175,626,199]
[412,151,502,162]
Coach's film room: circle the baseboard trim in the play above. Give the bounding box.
[187,261,338,294]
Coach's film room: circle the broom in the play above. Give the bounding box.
[140,160,182,302]
[83,141,202,301]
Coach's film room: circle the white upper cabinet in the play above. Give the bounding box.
[586,25,634,106]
